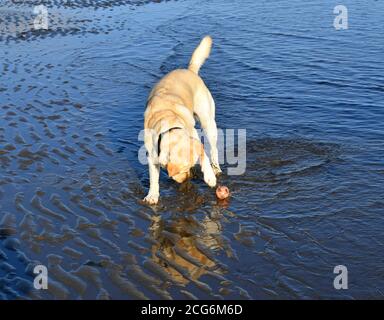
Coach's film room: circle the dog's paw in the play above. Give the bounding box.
[204,170,217,188]
[212,163,222,176]
[143,192,159,205]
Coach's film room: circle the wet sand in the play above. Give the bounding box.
[1,0,384,299]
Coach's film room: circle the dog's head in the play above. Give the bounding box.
[159,129,204,183]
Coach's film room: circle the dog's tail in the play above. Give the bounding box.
[188,35,212,74]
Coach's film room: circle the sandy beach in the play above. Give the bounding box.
[1,0,384,299]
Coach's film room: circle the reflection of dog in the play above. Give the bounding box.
[150,214,222,285]
[143,36,222,204]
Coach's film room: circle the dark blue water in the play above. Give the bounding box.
[1,0,383,299]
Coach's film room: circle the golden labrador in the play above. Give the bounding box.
[143,36,221,204]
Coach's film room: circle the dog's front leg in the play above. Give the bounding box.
[205,119,222,176]
[201,150,217,188]
[143,129,160,205]
[144,156,160,205]
[191,128,217,188]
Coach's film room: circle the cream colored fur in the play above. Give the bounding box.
[143,36,221,204]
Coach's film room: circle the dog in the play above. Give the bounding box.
[143,36,221,204]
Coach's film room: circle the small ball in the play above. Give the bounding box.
[216,185,230,200]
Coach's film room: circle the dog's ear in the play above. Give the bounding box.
[167,163,180,177]
[158,150,169,167]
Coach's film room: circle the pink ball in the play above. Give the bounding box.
[216,185,230,200]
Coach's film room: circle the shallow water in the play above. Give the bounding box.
[1,0,384,299]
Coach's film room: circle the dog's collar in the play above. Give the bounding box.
[157,127,183,155]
